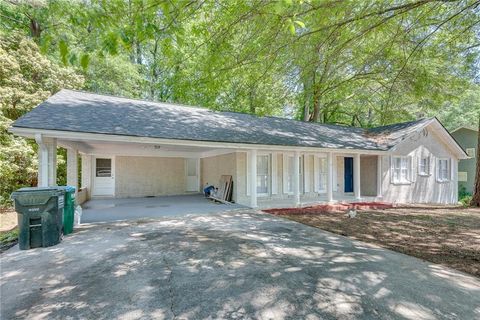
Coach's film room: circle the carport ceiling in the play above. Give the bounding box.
[58,139,232,157]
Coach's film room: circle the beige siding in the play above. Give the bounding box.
[201,153,237,201]
[115,156,186,197]
[361,155,377,196]
[336,156,344,193]
[381,127,457,204]
[236,152,248,205]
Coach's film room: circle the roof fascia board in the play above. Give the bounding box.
[9,127,389,155]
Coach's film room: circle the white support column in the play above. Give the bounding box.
[354,153,361,200]
[327,152,334,202]
[35,134,57,187]
[67,148,78,197]
[81,154,92,199]
[376,155,383,199]
[293,151,300,206]
[249,149,257,208]
[49,138,57,186]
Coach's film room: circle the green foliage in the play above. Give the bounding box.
[0,113,36,206]
[434,88,480,131]
[0,33,83,120]
[460,195,473,208]
[0,33,83,207]
[83,54,143,98]
[0,0,479,207]
[0,228,18,245]
[459,186,473,208]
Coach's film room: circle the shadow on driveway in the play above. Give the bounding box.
[1,210,479,319]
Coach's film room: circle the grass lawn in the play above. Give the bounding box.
[267,205,480,277]
[0,208,18,253]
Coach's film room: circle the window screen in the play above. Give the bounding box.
[257,155,269,194]
[96,158,112,177]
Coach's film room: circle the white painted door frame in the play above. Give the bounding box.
[92,155,115,196]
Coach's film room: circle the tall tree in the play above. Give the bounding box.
[471,113,480,207]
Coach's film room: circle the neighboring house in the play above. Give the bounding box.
[451,126,478,195]
[10,90,468,207]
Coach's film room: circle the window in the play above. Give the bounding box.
[466,148,476,158]
[318,157,327,192]
[392,156,410,184]
[257,155,269,194]
[285,155,303,193]
[437,159,450,182]
[95,158,111,177]
[418,157,430,176]
[458,172,468,182]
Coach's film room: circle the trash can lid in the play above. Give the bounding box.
[11,187,64,199]
[57,186,76,192]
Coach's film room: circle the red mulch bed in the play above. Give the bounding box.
[263,202,393,215]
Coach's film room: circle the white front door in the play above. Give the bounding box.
[186,158,199,192]
[93,157,115,196]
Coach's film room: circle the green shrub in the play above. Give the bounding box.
[460,195,473,207]
[0,228,18,244]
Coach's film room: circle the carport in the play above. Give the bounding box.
[80,194,245,223]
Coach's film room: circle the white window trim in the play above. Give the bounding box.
[418,156,431,177]
[436,158,451,183]
[246,151,273,197]
[391,156,412,185]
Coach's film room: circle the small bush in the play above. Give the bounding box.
[460,195,473,207]
[0,227,18,244]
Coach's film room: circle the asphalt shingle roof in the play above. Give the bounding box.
[12,90,432,151]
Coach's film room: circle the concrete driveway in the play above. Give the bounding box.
[1,210,479,319]
[81,194,246,223]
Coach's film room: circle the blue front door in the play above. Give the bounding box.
[344,157,354,193]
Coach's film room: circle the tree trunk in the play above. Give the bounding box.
[29,18,41,40]
[311,91,320,122]
[470,114,480,207]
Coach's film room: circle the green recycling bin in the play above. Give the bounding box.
[11,187,65,250]
[58,186,75,235]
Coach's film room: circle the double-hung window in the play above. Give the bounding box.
[257,155,269,194]
[437,159,450,182]
[392,156,410,184]
[285,155,304,194]
[418,157,430,176]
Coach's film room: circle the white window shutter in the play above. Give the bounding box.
[271,153,278,194]
[282,154,288,194]
[390,156,394,183]
[246,153,251,196]
[313,156,319,192]
[304,155,310,193]
[450,158,454,181]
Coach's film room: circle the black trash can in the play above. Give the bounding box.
[11,187,65,250]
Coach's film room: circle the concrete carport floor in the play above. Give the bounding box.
[1,210,479,319]
[80,194,246,223]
